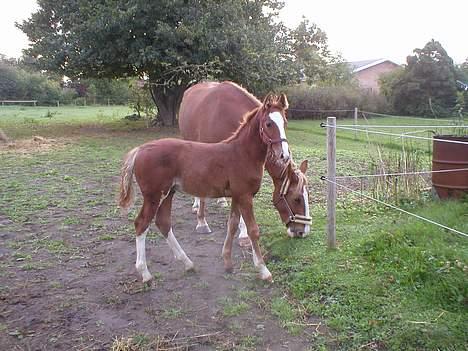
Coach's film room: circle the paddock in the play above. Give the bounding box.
[0,106,466,350]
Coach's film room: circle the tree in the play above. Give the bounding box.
[287,19,352,86]
[0,56,62,104]
[381,40,457,117]
[455,58,468,87]
[462,59,468,73]
[19,0,343,125]
[455,58,468,113]
[18,1,276,125]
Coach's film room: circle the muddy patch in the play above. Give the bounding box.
[0,180,319,350]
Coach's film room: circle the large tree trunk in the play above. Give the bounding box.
[150,84,187,126]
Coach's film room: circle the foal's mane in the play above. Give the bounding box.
[222,95,287,143]
[286,161,307,188]
[222,107,261,143]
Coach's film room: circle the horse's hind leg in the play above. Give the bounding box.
[192,197,200,213]
[196,198,212,234]
[156,191,194,271]
[238,216,251,248]
[134,195,160,282]
[222,199,240,272]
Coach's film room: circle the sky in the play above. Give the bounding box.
[1,0,467,64]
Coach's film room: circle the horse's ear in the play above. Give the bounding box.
[279,93,289,110]
[262,93,273,108]
[299,159,308,174]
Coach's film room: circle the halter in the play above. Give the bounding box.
[259,126,288,146]
[273,170,312,226]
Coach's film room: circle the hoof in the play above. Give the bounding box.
[224,265,234,273]
[142,271,153,283]
[192,207,199,214]
[258,265,272,282]
[196,224,212,234]
[238,237,251,248]
[259,272,273,282]
[185,261,195,272]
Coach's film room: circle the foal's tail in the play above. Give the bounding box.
[119,146,139,213]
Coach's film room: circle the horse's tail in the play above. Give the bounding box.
[119,146,139,213]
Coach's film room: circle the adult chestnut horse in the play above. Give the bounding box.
[120,95,293,282]
[179,81,311,243]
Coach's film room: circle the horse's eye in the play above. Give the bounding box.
[266,121,272,128]
[295,197,302,203]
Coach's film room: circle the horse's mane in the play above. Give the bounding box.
[222,107,260,143]
[286,161,307,188]
[223,81,261,107]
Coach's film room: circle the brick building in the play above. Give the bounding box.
[348,59,400,94]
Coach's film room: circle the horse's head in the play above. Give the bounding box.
[259,93,290,165]
[272,160,312,238]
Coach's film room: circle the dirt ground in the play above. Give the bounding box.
[0,154,319,351]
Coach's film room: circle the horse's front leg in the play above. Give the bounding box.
[196,198,212,233]
[238,196,272,282]
[156,191,194,272]
[222,199,240,272]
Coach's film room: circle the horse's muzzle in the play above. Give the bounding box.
[287,227,309,238]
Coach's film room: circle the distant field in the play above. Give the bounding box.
[0,105,133,139]
[0,105,466,350]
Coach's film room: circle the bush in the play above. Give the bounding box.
[284,83,391,119]
[128,81,156,119]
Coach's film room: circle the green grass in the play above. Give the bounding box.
[262,201,467,350]
[258,118,468,350]
[218,296,249,317]
[270,296,303,334]
[1,106,466,350]
[0,105,136,139]
[161,307,183,319]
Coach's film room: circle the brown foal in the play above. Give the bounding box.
[119,94,293,282]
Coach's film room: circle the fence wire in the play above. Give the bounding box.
[335,124,468,129]
[335,168,468,179]
[321,176,468,238]
[321,124,468,145]
[360,110,464,122]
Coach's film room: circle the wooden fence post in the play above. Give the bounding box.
[327,116,337,249]
[354,107,358,139]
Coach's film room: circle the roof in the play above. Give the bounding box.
[348,59,399,73]
[456,80,468,91]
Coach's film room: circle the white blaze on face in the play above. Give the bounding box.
[269,112,289,159]
[303,186,310,235]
